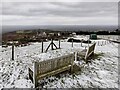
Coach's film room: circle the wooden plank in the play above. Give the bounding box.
[37,65,71,80]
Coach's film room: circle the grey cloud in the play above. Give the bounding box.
[2,2,117,17]
[47,2,117,17]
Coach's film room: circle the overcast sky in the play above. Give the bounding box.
[1,0,118,25]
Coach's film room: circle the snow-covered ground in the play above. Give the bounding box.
[97,35,120,42]
[0,35,119,88]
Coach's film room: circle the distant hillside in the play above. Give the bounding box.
[2,25,118,34]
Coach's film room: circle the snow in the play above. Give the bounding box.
[0,35,119,89]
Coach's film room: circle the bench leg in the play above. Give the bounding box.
[33,62,38,88]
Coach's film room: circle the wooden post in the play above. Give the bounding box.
[41,41,43,53]
[72,40,73,47]
[45,39,58,52]
[59,39,60,49]
[33,62,38,88]
[98,41,99,46]
[51,39,54,50]
[12,45,14,60]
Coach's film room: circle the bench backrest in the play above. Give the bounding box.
[36,54,74,76]
[85,43,96,60]
[29,53,74,87]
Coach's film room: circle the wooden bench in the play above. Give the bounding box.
[28,53,74,88]
[77,43,96,62]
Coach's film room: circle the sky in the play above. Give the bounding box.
[1,0,119,26]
